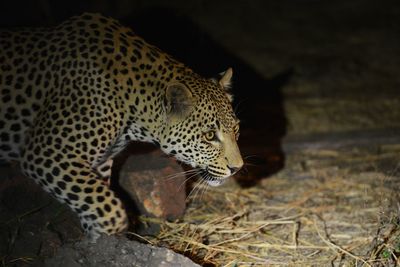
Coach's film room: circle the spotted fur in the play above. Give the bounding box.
[0,13,243,239]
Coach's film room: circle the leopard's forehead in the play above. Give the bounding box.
[185,77,238,131]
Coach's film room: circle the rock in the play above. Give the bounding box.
[119,150,187,221]
[45,235,200,267]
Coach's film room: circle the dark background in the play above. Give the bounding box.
[1,0,399,184]
[1,1,400,265]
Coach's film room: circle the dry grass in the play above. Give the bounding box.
[136,145,400,266]
[284,98,400,135]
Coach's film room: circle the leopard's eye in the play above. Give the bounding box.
[204,131,217,142]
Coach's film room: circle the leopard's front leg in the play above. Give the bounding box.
[20,120,128,241]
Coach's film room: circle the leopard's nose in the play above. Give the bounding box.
[227,165,241,175]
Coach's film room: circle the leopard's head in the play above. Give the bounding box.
[159,68,243,186]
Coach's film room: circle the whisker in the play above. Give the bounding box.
[188,174,208,203]
[199,176,210,201]
[243,162,257,167]
[243,154,260,160]
[178,171,201,191]
[195,178,208,203]
[241,165,250,174]
[186,178,203,202]
[164,168,200,181]
[191,178,204,202]
[234,98,246,116]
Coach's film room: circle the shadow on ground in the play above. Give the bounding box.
[122,7,289,187]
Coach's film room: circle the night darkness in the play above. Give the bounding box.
[1,0,399,266]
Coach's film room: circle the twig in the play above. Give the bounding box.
[313,218,371,267]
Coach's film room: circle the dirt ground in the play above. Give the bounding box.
[1,0,400,266]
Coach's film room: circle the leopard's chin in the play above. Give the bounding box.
[206,177,226,187]
[200,169,228,187]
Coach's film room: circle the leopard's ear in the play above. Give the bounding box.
[164,83,193,121]
[219,67,233,89]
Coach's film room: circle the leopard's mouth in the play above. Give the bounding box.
[200,169,227,187]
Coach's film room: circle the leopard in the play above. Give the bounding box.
[0,13,243,240]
